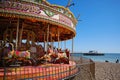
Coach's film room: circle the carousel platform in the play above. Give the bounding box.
[0,61,78,80]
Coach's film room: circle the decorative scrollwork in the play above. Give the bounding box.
[44,9,55,17]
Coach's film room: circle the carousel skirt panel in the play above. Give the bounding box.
[0,61,78,80]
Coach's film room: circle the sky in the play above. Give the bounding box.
[47,0,120,53]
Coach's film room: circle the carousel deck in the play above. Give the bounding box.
[0,61,78,80]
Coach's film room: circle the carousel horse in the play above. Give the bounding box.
[42,52,58,63]
[49,53,58,63]
[0,42,33,66]
[0,42,14,67]
[16,50,32,66]
[54,57,69,64]
[65,49,70,59]
[42,54,51,62]
[6,50,32,66]
[54,52,69,64]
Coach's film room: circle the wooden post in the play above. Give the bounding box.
[90,60,95,79]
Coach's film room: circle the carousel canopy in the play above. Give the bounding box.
[0,0,77,42]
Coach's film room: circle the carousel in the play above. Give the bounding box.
[0,0,78,80]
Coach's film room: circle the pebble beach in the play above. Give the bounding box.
[95,62,120,80]
[73,57,120,80]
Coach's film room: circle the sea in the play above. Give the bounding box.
[71,53,120,63]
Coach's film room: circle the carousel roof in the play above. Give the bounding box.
[0,0,77,42]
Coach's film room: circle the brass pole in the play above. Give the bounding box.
[10,29,13,42]
[19,22,23,47]
[46,24,49,53]
[61,41,62,49]
[58,30,60,49]
[64,40,66,50]
[16,18,19,50]
[72,38,74,53]
[44,33,46,51]
[50,33,53,48]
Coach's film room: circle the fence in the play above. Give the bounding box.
[73,56,95,80]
